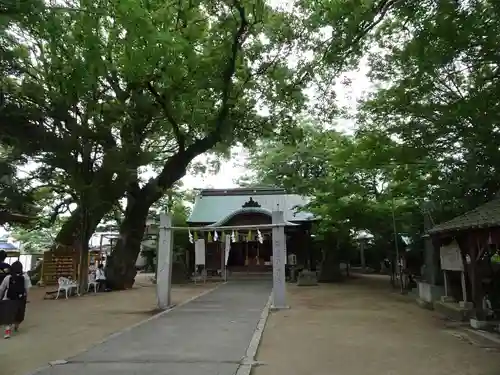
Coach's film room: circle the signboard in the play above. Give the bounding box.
[440,241,464,271]
[195,239,206,266]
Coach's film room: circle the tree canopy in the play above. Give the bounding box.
[241,0,500,279]
[360,0,500,222]
[1,0,403,287]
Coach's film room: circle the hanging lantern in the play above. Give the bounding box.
[207,232,213,243]
[214,231,219,242]
[194,231,198,241]
[232,231,238,242]
[188,230,194,244]
[247,230,253,242]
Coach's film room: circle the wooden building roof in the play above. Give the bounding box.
[428,197,500,234]
[187,187,315,224]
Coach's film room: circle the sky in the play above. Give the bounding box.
[180,62,371,191]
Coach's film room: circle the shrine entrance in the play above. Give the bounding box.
[226,239,273,268]
[199,208,295,276]
[155,210,290,312]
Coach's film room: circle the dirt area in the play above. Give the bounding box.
[255,274,500,375]
[0,274,217,375]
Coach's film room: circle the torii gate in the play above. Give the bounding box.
[155,210,288,311]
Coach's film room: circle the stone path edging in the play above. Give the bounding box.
[465,328,500,345]
[236,293,272,375]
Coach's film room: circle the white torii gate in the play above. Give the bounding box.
[155,210,288,311]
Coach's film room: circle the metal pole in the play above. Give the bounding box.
[392,197,403,293]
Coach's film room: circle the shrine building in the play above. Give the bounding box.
[187,187,316,273]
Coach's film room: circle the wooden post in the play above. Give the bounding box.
[461,271,468,302]
[470,239,479,307]
[272,211,287,310]
[360,241,366,273]
[99,234,104,253]
[245,241,249,267]
[157,213,174,310]
[443,270,449,297]
[78,244,89,294]
[220,240,224,279]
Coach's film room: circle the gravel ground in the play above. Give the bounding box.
[255,274,500,375]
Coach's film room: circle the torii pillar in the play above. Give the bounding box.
[271,211,288,310]
[157,213,174,310]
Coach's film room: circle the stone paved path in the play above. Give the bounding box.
[2,279,215,375]
[31,280,271,375]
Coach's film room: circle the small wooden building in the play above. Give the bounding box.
[187,187,316,272]
[429,198,500,314]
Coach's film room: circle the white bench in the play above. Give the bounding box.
[56,277,80,299]
[87,273,99,293]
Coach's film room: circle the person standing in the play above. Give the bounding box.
[0,261,30,338]
[95,264,109,292]
[0,250,10,282]
[0,250,11,327]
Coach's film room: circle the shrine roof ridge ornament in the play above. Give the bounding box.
[242,197,261,208]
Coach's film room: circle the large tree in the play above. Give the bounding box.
[241,123,425,280]
[1,0,307,287]
[1,0,402,288]
[359,0,500,223]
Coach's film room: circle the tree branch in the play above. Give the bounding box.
[146,82,185,151]
[141,0,250,198]
[47,197,74,225]
[296,0,400,87]
[211,0,249,139]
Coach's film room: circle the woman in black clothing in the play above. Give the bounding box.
[0,261,30,338]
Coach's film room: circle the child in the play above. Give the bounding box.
[0,261,31,338]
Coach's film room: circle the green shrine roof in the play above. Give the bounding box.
[429,197,500,234]
[187,187,315,224]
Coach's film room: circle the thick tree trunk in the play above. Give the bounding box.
[54,208,86,248]
[54,201,113,290]
[106,196,150,290]
[55,203,114,246]
[106,148,208,289]
[318,246,343,282]
[53,203,113,290]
